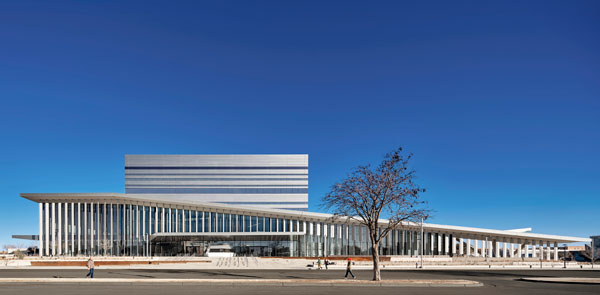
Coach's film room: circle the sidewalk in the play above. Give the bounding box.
[0,278,483,287]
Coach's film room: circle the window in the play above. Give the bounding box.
[244,215,251,232]
[258,217,264,232]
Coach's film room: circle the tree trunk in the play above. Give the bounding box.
[371,241,381,281]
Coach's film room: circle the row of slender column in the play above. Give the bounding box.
[451,236,560,260]
[38,202,306,257]
[37,202,564,259]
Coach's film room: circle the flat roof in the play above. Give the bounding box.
[20,193,591,243]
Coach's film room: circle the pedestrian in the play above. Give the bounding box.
[85,257,95,278]
[325,259,329,270]
[317,257,322,270]
[344,258,355,279]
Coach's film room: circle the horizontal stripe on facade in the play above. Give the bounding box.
[218,202,308,205]
[125,188,308,194]
[125,166,308,170]
[125,185,307,188]
[125,173,309,177]
[125,178,308,181]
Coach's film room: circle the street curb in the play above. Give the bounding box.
[0,278,483,287]
[519,277,600,285]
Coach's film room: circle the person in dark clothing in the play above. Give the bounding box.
[344,258,355,279]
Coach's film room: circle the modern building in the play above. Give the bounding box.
[592,235,600,262]
[16,154,591,258]
[125,154,308,211]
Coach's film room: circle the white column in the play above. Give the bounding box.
[116,204,121,254]
[553,242,558,261]
[70,203,75,255]
[51,203,56,256]
[175,208,178,232]
[194,210,198,232]
[444,235,449,255]
[57,203,62,255]
[459,238,464,255]
[546,242,551,261]
[509,242,515,258]
[97,203,101,254]
[466,239,471,256]
[155,207,159,233]
[110,204,114,255]
[323,223,328,256]
[44,203,50,256]
[168,208,172,232]
[503,241,507,257]
[517,240,522,258]
[488,240,493,258]
[76,203,80,255]
[495,240,500,258]
[451,236,457,255]
[90,203,94,255]
[142,206,146,238]
[129,205,133,254]
[102,203,106,255]
[474,239,479,256]
[84,203,88,255]
[188,210,192,233]
[481,239,486,257]
[64,203,69,255]
[38,203,43,257]
[161,207,165,232]
[63,203,68,255]
[181,209,185,232]
[532,242,537,258]
[136,205,140,244]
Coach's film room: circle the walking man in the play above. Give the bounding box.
[317,257,323,270]
[344,258,355,279]
[85,257,95,278]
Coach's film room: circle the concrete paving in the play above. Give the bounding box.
[0,277,482,287]
[0,269,598,294]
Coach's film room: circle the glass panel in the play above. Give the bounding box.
[231,214,237,232]
[217,213,223,232]
[251,216,257,232]
[224,214,230,232]
[203,212,209,232]
[244,215,251,232]
[258,216,264,232]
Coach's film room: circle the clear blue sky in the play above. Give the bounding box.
[1,0,598,247]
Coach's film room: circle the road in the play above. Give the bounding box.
[0,268,599,295]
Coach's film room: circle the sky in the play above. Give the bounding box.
[0,0,598,248]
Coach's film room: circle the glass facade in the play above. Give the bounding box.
[38,201,458,258]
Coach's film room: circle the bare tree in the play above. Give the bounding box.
[323,147,429,281]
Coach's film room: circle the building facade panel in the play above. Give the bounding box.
[125,155,308,211]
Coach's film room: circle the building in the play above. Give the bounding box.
[592,235,600,261]
[16,154,590,258]
[125,154,308,211]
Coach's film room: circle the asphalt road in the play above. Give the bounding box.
[0,269,599,295]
